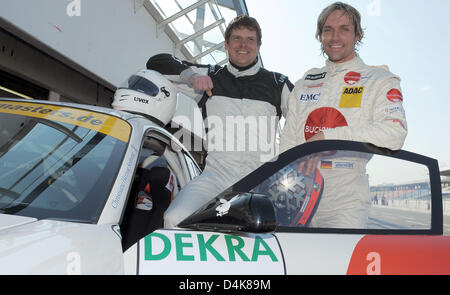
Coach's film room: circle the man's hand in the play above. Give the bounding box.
[298,132,324,176]
[189,73,213,97]
[306,132,325,142]
[297,155,320,177]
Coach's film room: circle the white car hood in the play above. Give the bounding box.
[0,215,123,274]
[0,214,37,231]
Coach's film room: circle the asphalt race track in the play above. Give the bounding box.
[368,206,450,235]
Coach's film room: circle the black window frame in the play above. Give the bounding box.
[231,140,443,235]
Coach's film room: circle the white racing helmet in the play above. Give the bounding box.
[112,69,177,126]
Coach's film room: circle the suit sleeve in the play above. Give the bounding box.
[279,81,302,153]
[323,76,408,150]
[281,78,294,118]
[147,53,212,100]
[147,53,211,82]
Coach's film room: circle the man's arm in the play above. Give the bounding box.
[280,77,295,118]
[279,82,301,153]
[323,76,408,150]
[189,74,213,97]
[146,54,191,78]
[147,53,213,96]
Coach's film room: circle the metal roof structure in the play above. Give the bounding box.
[441,169,450,177]
[139,0,248,64]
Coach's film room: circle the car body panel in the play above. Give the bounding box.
[0,214,37,231]
[346,235,450,275]
[275,233,450,275]
[275,233,363,275]
[0,218,123,274]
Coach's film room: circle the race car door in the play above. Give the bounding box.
[122,127,284,275]
[232,140,443,275]
[121,127,202,271]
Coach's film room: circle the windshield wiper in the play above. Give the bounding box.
[0,186,20,199]
[32,118,82,143]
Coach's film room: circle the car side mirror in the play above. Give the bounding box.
[178,191,276,233]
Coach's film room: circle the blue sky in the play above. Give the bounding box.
[245,0,450,169]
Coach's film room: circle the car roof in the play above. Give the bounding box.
[0,97,138,121]
[0,97,198,162]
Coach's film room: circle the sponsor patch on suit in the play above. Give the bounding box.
[339,87,364,108]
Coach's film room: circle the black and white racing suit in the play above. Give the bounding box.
[147,54,293,228]
[280,55,408,228]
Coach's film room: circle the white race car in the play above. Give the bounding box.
[0,98,449,275]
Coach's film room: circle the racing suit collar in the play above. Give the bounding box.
[325,54,365,72]
[227,57,262,77]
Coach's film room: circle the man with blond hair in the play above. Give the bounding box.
[280,2,408,228]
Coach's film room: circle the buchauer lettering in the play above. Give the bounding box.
[304,125,333,135]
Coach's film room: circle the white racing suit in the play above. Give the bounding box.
[280,55,408,228]
[147,54,293,228]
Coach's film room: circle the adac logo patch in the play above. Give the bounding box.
[339,87,364,108]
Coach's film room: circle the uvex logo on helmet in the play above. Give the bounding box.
[344,72,361,85]
[386,89,403,102]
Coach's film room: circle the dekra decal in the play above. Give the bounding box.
[144,232,278,262]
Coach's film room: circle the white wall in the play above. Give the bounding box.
[0,0,181,89]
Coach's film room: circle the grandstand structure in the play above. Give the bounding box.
[369,168,450,214]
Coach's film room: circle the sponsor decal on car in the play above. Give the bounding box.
[216,195,240,217]
[0,101,131,142]
[138,230,284,275]
[347,235,450,275]
[111,144,139,208]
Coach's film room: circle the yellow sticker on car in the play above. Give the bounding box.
[0,101,131,142]
[339,87,364,108]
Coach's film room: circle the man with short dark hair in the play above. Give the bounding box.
[147,15,293,228]
[280,2,408,228]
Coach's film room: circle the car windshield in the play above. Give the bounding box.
[0,101,131,223]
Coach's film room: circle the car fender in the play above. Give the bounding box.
[0,220,123,274]
[346,235,450,275]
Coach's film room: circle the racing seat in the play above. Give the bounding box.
[121,166,174,251]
